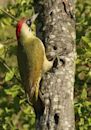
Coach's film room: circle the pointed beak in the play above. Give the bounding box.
[31,13,39,23]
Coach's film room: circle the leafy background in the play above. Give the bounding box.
[75,0,91,130]
[0,0,35,130]
[0,0,91,130]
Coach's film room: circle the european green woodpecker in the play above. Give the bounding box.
[16,15,53,101]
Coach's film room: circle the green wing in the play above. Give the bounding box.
[17,37,44,100]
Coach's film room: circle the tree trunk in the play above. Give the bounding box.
[34,0,76,130]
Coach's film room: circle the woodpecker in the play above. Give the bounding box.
[16,14,53,101]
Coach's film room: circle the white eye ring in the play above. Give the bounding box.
[26,19,31,27]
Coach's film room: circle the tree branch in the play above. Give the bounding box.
[0,8,18,22]
[0,57,21,83]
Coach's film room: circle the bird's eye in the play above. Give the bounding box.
[26,19,31,27]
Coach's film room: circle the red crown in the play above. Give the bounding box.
[16,18,25,39]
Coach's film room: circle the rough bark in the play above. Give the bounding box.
[34,0,76,130]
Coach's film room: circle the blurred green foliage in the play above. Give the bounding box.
[75,0,91,130]
[0,0,91,130]
[0,0,35,130]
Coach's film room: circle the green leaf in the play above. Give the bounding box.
[82,36,90,43]
[4,85,20,97]
[79,118,84,126]
[88,118,91,126]
[81,87,87,100]
[0,44,5,58]
[5,68,15,82]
